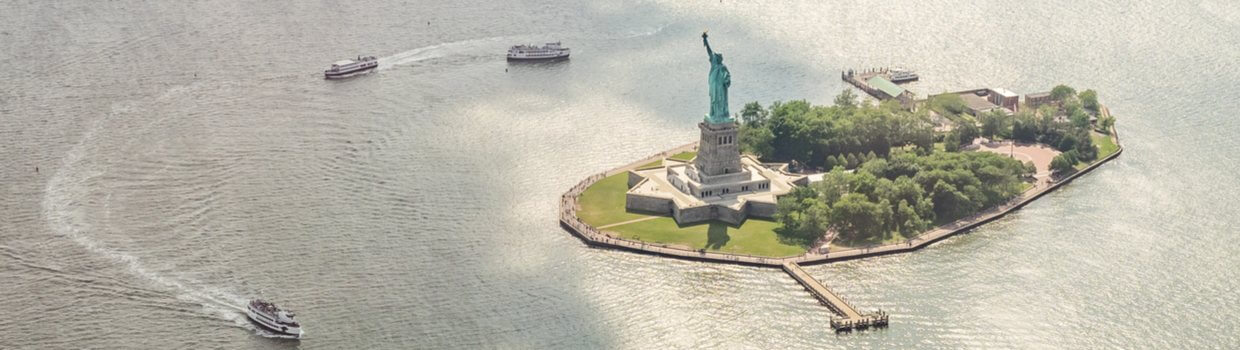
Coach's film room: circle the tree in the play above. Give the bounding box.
[1011,111,1038,142]
[1070,108,1090,129]
[845,153,859,169]
[774,186,829,244]
[1099,115,1116,133]
[830,193,887,242]
[823,154,837,170]
[739,101,768,126]
[980,110,1008,139]
[1073,131,1097,161]
[1057,133,1078,152]
[956,121,979,146]
[1050,154,1074,174]
[1050,84,1076,101]
[834,89,857,109]
[929,180,972,221]
[1063,99,1083,119]
[860,158,889,179]
[893,199,929,238]
[1063,150,1080,164]
[1036,104,1058,133]
[739,125,774,157]
[833,155,847,170]
[944,132,961,152]
[1079,89,1099,113]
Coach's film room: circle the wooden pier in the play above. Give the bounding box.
[841,67,916,110]
[781,262,888,331]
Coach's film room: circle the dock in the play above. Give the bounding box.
[841,67,916,109]
[781,262,888,331]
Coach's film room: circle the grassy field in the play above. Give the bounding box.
[577,173,654,227]
[1067,132,1121,171]
[576,153,805,257]
[1093,132,1119,159]
[669,151,697,162]
[606,217,807,257]
[635,159,662,170]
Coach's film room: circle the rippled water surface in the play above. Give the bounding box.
[3,0,1239,348]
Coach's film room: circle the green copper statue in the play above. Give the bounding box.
[702,32,732,124]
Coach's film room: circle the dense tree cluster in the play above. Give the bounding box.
[749,87,1108,245]
[737,90,934,169]
[775,151,1032,245]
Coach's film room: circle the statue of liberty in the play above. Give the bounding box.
[702,32,732,124]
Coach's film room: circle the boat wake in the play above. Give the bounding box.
[378,33,569,70]
[376,27,654,70]
[41,92,254,331]
[621,23,669,39]
[253,328,304,340]
[378,36,509,70]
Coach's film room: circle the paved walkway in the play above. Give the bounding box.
[596,216,660,229]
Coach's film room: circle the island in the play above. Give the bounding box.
[559,34,1122,331]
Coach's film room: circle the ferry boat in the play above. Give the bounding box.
[324,55,378,79]
[246,299,303,338]
[506,42,570,61]
[889,69,919,83]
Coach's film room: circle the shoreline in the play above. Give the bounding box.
[560,127,1123,268]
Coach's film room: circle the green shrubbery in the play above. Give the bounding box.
[775,150,1031,245]
[743,87,1110,245]
[737,92,934,168]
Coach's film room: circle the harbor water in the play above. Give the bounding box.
[2,0,1238,348]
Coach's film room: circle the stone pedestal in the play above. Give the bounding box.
[693,121,743,183]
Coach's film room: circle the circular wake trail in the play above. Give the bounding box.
[41,97,251,329]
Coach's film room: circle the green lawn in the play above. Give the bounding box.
[669,151,697,162]
[607,217,807,257]
[1093,132,1119,159]
[577,173,654,227]
[635,159,663,170]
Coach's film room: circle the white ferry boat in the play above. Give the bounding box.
[246,299,303,338]
[324,55,378,79]
[889,69,919,83]
[506,42,570,61]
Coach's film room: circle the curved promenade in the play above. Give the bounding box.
[560,129,1124,267]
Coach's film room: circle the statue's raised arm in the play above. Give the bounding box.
[702,32,713,59]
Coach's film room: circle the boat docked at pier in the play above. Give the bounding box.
[506,42,570,61]
[324,55,377,79]
[889,69,919,83]
[246,299,303,338]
